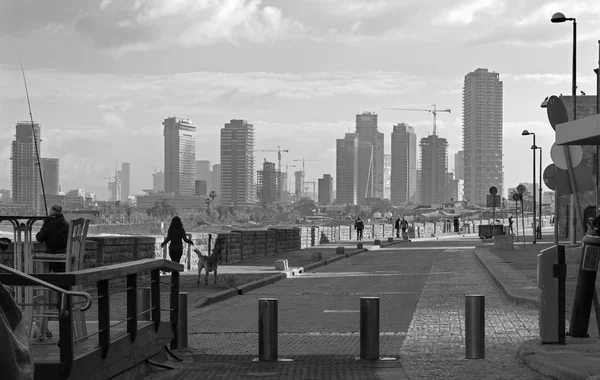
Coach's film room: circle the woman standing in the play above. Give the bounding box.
[161,216,194,263]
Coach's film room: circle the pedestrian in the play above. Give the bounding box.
[401,218,408,235]
[394,217,401,238]
[354,216,364,241]
[586,217,595,236]
[35,204,70,273]
[508,216,514,235]
[453,216,460,233]
[161,216,195,263]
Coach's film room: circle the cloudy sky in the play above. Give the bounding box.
[2,0,600,200]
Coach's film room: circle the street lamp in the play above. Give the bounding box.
[522,130,537,244]
[533,145,543,239]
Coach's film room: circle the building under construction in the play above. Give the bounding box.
[257,160,281,204]
[420,134,448,205]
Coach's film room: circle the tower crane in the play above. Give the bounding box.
[292,157,323,200]
[383,104,451,135]
[254,146,289,201]
[303,179,317,202]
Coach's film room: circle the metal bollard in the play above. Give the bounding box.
[465,295,485,359]
[360,297,380,360]
[174,292,188,349]
[137,287,151,321]
[258,298,278,361]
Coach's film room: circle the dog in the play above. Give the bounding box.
[194,247,221,285]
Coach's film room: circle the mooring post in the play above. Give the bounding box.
[360,297,380,360]
[465,295,485,359]
[137,287,151,321]
[174,292,188,349]
[258,298,278,361]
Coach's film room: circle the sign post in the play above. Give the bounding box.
[517,185,526,248]
[512,193,521,242]
[489,187,498,238]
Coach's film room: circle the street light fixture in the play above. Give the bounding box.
[522,130,537,243]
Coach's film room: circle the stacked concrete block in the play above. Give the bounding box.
[266,229,277,254]
[292,228,302,250]
[268,228,286,253]
[383,224,393,237]
[254,230,268,255]
[340,225,351,240]
[319,226,332,244]
[213,234,230,262]
[373,224,384,238]
[299,227,311,248]
[232,230,256,259]
[311,226,320,246]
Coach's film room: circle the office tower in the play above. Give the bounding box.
[65,189,85,209]
[445,172,459,201]
[383,154,391,200]
[294,171,304,200]
[420,135,448,205]
[212,164,221,195]
[463,68,503,205]
[12,121,41,213]
[195,180,207,196]
[196,160,212,190]
[318,174,333,205]
[163,117,196,196]
[336,133,358,204]
[220,119,255,207]
[118,162,131,202]
[355,112,384,204]
[257,160,277,204]
[108,166,121,202]
[454,150,464,180]
[152,171,164,192]
[391,123,417,205]
[40,158,59,195]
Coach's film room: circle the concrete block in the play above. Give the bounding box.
[493,234,514,250]
[387,237,394,242]
[275,259,289,271]
[357,243,363,249]
[403,235,409,241]
[374,239,381,245]
[310,251,322,261]
[336,246,345,255]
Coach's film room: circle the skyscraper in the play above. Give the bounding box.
[335,133,358,205]
[12,121,41,213]
[257,160,277,204]
[294,170,304,200]
[454,150,464,180]
[41,158,59,195]
[420,135,448,205]
[391,123,417,205]
[152,171,165,192]
[118,162,131,201]
[163,117,196,196]
[196,160,212,191]
[212,164,221,195]
[220,119,255,207]
[383,154,391,200]
[355,112,384,204]
[318,174,333,205]
[463,68,503,205]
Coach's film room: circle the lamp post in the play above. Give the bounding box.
[535,145,543,239]
[522,130,537,243]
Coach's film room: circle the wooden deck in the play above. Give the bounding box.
[31,320,174,380]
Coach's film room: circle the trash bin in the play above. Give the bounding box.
[538,246,559,343]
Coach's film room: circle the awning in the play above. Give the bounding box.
[556,113,600,145]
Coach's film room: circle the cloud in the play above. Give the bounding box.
[503,73,596,85]
[432,0,506,25]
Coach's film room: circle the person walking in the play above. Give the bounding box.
[508,216,514,235]
[401,218,408,236]
[354,216,364,241]
[394,217,401,238]
[453,216,460,233]
[161,216,195,263]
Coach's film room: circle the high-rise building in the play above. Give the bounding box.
[108,166,121,202]
[454,151,464,180]
[40,158,59,195]
[391,123,417,206]
[220,119,255,207]
[355,112,384,204]
[445,172,459,201]
[212,164,221,195]
[257,160,278,204]
[383,154,391,200]
[463,68,503,205]
[118,162,131,202]
[12,121,41,213]
[196,160,212,191]
[414,170,422,205]
[420,135,448,205]
[152,171,165,192]
[163,117,196,196]
[65,189,85,209]
[294,171,304,200]
[335,133,358,205]
[194,180,207,196]
[318,174,333,205]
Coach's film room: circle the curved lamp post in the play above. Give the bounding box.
[522,130,537,243]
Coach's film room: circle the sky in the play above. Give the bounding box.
[1,0,600,200]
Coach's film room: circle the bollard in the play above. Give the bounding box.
[137,287,151,321]
[258,298,278,361]
[360,297,380,360]
[173,292,188,349]
[465,295,485,359]
[357,243,363,249]
[387,237,394,242]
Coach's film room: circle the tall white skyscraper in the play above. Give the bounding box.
[220,120,255,207]
[12,121,41,213]
[163,117,196,196]
[463,68,503,205]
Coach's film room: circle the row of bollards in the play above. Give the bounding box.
[257,295,486,362]
[137,288,189,349]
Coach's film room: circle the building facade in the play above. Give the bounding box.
[391,123,417,206]
[257,160,278,204]
[152,171,164,192]
[335,133,358,205]
[212,164,221,196]
[196,160,212,191]
[356,112,384,204]
[318,174,333,205]
[163,117,196,196]
[420,135,448,205]
[383,154,391,200]
[12,121,41,213]
[40,158,59,195]
[118,162,131,202]
[463,68,504,206]
[220,119,255,207]
[454,150,464,180]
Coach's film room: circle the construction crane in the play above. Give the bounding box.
[383,104,451,135]
[303,179,317,202]
[292,157,323,200]
[255,146,289,201]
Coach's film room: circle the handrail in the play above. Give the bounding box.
[0,263,93,314]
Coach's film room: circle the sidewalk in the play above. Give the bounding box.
[475,230,600,379]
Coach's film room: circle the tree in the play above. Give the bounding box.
[294,198,317,216]
[206,191,217,215]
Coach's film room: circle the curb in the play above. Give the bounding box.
[236,272,288,295]
[473,248,540,310]
[196,288,238,308]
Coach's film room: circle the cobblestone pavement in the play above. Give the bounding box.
[398,246,551,379]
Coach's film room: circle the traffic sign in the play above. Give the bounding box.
[543,164,558,191]
[542,163,595,194]
[489,186,498,195]
[547,95,569,130]
[486,194,501,207]
[517,184,526,194]
[511,193,522,202]
[550,143,583,170]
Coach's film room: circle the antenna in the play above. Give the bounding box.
[21,63,48,215]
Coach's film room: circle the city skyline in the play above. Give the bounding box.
[2,1,600,199]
